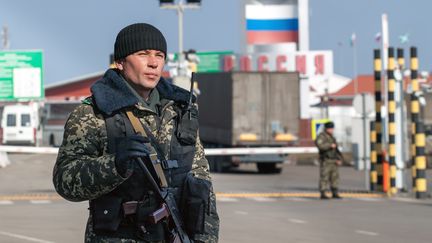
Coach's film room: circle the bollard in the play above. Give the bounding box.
[0,151,11,168]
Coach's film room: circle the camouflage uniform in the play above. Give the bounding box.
[315,131,342,192]
[53,69,219,242]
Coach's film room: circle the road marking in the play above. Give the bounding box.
[217,197,239,202]
[390,197,427,204]
[235,211,249,215]
[0,200,14,205]
[250,197,277,202]
[216,192,384,199]
[355,230,379,236]
[0,194,62,201]
[0,231,55,243]
[354,197,383,202]
[288,218,307,224]
[0,191,384,202]
[30,200,52,204]
[285,197,312,202]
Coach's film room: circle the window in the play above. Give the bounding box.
[160,0,174,4]
[6,114,16,127]
[21,114,31,127]
[187,0,201,3]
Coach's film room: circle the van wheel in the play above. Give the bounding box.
[257,162,281,174]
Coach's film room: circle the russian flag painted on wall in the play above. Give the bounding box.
[246,4,299,45]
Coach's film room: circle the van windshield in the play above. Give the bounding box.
[7,114,16,127]
[21,114,31,127]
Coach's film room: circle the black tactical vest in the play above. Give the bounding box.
[90,102,198,241]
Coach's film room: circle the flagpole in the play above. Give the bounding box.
[352,33,358,94]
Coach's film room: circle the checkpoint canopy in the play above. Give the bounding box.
[0,50,44,101]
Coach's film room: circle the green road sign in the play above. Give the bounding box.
[171,51,233,73]
[0,50,44,101]
[196,51,233,73]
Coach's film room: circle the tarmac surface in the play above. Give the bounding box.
[0,153,431,243]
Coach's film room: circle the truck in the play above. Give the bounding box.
[196,72,300,173]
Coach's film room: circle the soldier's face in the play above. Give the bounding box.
[326,128,334,135]
[116,49,165,91]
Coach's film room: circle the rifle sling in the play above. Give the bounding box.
[126,110,168,188]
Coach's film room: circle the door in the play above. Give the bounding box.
[19,112,35,144]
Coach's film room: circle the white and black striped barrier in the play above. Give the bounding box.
[0,145,319,168]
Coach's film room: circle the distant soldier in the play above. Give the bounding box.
[315,121,343,199]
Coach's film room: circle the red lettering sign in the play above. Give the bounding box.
[240,55,252,71]
[223,55,235,72]
[315,54,325,75]
[258,55,269,71]
[276,55,287,72]
[295,55,306,75]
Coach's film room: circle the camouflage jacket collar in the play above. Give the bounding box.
[90,69,196,115]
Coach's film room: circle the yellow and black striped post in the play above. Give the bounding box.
[410,47,428,199]
[410,47,419,193]
[410,47,420,192]
[415,123,427,198]
[387,47,397,195]
[373,49,383,191]
[370,121,377,191]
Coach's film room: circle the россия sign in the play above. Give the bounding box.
[0,50,44,101]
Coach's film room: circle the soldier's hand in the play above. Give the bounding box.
[114,135,150,177]
[331,143,337,149]
[336,160,342,166]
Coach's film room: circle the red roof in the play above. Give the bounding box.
[330,75,374,97]
[45,70,172,101]
[329,74,422,98]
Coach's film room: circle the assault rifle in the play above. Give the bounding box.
[335,145,345,165]
[187,72,196,119]
[135,157,191,243]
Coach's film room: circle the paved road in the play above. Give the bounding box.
[0,154,431,243]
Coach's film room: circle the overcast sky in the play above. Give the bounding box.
[0,0,430,85]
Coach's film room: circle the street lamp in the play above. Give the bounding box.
[159,0,201,77]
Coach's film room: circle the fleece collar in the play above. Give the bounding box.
[90,69,195,115]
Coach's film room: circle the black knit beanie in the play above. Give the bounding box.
[324,121,334,129]
[114,23,167,60]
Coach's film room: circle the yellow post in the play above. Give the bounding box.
[373,49,384,191]
[411,47,427,199]
[387,47,397,195]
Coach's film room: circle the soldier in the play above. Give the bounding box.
[53,23,219,242]
[315,121,343,199]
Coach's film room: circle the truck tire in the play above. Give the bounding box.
[257,162,281,174]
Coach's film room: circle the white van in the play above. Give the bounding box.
[0,104,41,146]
